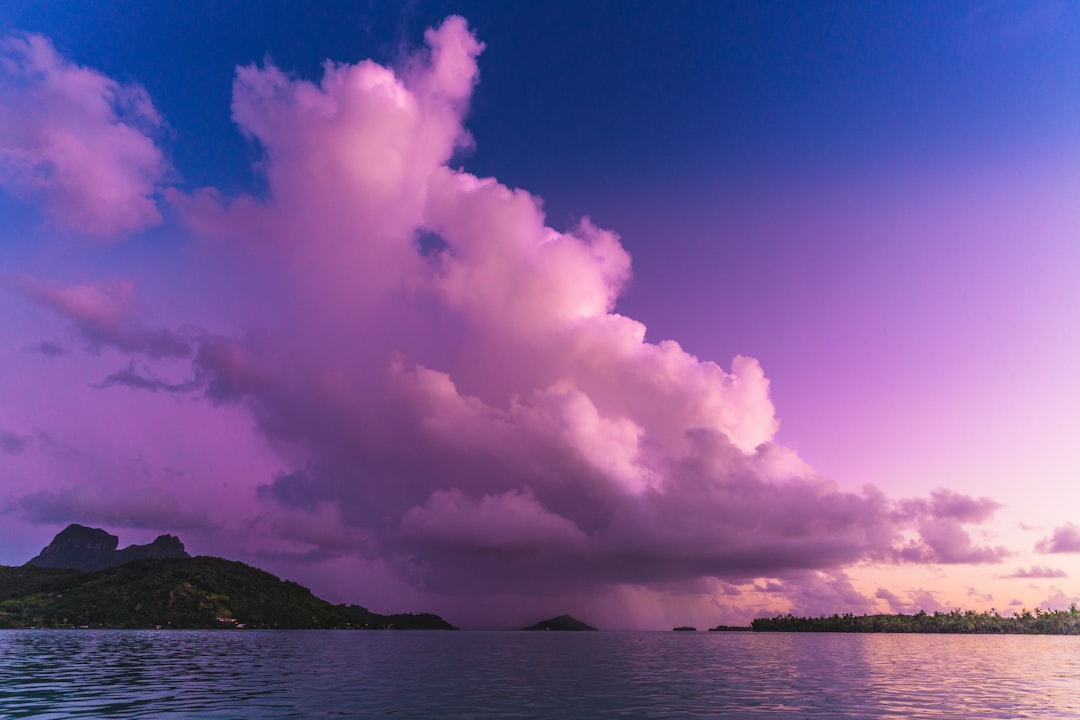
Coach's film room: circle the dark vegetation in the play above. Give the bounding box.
[2,524,455,630]
[523,614,597,631]
[0,557,456,630]
[750,608,1080,634]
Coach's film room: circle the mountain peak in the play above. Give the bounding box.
[26,524,189,571]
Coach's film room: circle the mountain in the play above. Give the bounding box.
[522,614,598,631]
[1,525,456,630]
[26,523,189,570]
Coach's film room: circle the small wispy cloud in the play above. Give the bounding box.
[1000,565,1067,579]
[25,339,67,357]
[95,362,199,393]
[21,279,191,357]
[1036,523,1080,553]
[876,587,950,615]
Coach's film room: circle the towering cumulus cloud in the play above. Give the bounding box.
[13,18,1007,624]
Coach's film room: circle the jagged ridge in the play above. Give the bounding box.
[26,523,189,571]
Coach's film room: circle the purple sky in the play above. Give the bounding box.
[1,2,1078,629]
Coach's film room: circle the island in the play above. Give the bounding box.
[748,609,1080,635]
[522,614,598,631]
[0,524,456,630]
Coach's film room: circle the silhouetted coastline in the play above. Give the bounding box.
[748,608,1080,634]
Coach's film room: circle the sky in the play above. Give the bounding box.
[1,0,1078,630]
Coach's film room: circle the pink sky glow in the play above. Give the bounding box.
[2,16,1079,629]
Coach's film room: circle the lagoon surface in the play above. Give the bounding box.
[2,630,1079,719]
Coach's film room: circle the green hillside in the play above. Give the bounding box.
[0,556,456,630]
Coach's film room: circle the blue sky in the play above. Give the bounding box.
[8,1,1078,196]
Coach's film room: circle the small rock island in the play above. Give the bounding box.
[522,614,598,631]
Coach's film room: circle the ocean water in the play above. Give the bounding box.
[2,630,1079,719]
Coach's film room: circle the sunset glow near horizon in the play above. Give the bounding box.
[1,1,1078,629]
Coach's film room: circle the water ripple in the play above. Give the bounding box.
[2,631,1080,718]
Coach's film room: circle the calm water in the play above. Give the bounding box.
[2,630,1079,719]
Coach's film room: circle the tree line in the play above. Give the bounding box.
[749,606,1080,634]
